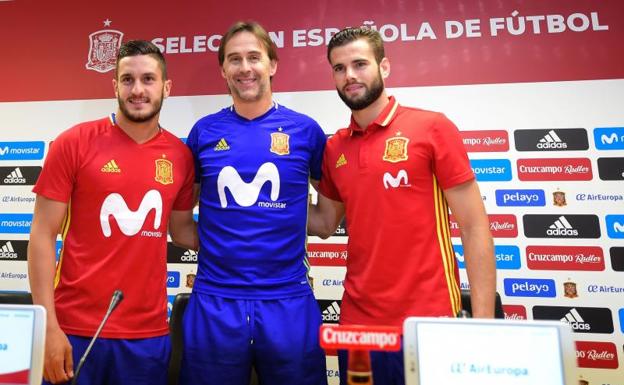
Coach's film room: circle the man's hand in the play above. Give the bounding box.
[43,325,74,384]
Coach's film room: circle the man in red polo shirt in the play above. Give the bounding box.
[308,27,496,385]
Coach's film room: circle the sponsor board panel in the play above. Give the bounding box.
[610,247,624,272]
[532,306,613,334]
[495,189,545,207]
[503,278,556,297]
[517,158,592,181]
[522,214,600,238]
[575,341,619,369]
[593,127,624,150]
[469,159,512,181]
[526,246,604,271]
[450,214,517,238]
[460,130,509,152]
[502,304,527,320]
[605,215,624,239]
[514,128,588,151]
[308,243,347,267]
[0,240,27,261]
[597,157,624,181]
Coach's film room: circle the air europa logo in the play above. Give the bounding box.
[217,162,284,209]
[514,128,588,151]
[100,190,163,238]
[460,130,509,152]
[517,158,592,181]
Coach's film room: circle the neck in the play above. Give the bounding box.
[232,93,274,120]
[114,111,161,144]
[351,92,389,130]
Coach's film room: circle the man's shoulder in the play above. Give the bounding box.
[194,107,232,128]
[274,104,320,127]
[57,116,112,142]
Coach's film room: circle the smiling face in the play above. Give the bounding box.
[329,38,389,111]
[220,31,277,104]
[113,54,171,123]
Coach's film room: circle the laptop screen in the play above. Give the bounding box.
[0,305,45,385]
[403,317,576,385]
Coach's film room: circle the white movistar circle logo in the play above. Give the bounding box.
[99,189,163,237]
[383,169,409,189]
[217,162,281,208]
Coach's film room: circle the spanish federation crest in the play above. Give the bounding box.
[86,29,124,73]
[563,280,578,298]
[155,158,173,185]
[270,132,290,155]
[382,135,409,163]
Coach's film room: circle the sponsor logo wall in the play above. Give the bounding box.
[1,1,623,383]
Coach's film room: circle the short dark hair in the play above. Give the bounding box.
[218,21,278,66]
[327,27,385,64]
[116,40,167,79]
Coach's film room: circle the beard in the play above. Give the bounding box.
[117,92,164,123]
[336,72,384,111]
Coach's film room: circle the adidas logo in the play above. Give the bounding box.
[101,160,121,173]
[4,167,26,184]
[335,154,347,168]
[560,308,590,331]
[180,249,197,262]
[322,301,341,322]
[214,138,230,151]
[547,216,578,236]
[0,241,18,259]
[537,130,567,149]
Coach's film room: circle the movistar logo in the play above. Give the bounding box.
[217,162,280,208]
[383,169,409,189]
[99,190,163,237]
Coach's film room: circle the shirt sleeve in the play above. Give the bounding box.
[309,121,327,181]
[172,144,196,211]
[32,127,80,203]
[318,136,343,202]
[429,113,475,190]
[185,123,201,184]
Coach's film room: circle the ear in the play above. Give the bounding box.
[221,66,226,79]
[380,57,390,79]
[112,79,119,98]
[269,59,277,78]
[163,79,172,98]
